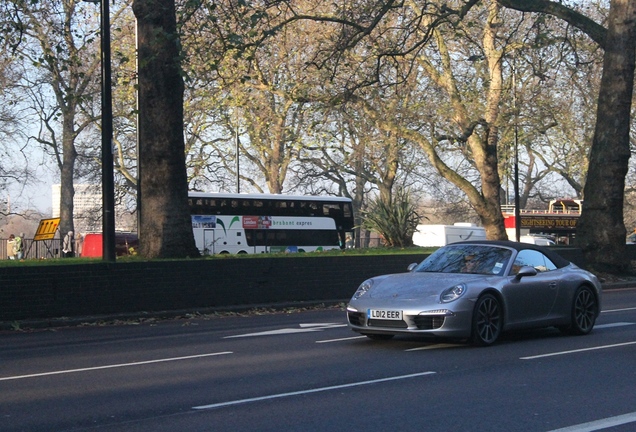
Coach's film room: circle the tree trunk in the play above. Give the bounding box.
[133,0,199,258]
[59,116,77,240]
[470,1,507,241]
[576,0,636,272]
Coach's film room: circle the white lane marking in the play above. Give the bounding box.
[546,411,636,432]
[299,323,346,328]
[520,341,636,360]
[318,323,635,346]
[0,352,233,382]
[604,287,636,292]
[594,322,635,329]
[192,371,436,410]
[224,323,346,338]
[602,306,636,313]
[406,343,464,352]
[316,336,367,343]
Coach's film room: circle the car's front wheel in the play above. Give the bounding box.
[471,294,502,346]
[564,286,598,335]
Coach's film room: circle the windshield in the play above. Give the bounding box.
[414,244,513,276]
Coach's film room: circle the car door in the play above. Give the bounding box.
[502,249,559,325]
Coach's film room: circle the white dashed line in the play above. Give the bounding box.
[546,411,636,432]
[192,371,436,410]
[520,341,636,360]
[406,343,464,352]
[316,336,367,343]
[593,322,635,329]
[0,352,233,381]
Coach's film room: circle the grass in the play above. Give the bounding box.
[205,246,433,259]
[0,246,435,267]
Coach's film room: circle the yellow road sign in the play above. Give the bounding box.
[34,218,61,241]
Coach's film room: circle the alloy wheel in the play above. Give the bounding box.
[472,294,502,346]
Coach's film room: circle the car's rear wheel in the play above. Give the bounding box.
[363,333,394,341]
[565,286,597,335]
[471,294,502,346]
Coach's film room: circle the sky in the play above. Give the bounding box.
[7,147,55,216]
[8,176,53,216]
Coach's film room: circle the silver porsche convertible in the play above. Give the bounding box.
[346,241,602,346]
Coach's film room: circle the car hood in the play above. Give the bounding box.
[365,272,486,300]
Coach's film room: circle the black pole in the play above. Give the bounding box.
[101,0,116,262]
[514,123,521,242]
[512,58,521,242]
[236,113,240,194]
[135,19,141,250]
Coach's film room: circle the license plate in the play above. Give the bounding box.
[367,309,403,320]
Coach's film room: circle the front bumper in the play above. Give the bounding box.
[346,302,474,339]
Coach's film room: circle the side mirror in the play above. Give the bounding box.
[407,263,418,272]
[514,265,538,280]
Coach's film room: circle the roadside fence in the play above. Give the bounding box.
[1,238,63,260]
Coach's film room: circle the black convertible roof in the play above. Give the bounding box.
[450,240,572,269]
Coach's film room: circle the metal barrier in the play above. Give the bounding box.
[1,238,63,260]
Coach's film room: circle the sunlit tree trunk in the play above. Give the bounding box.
[499,0,636,271]
[133,0,199,258]
[576,0,636,272]
[59,114,77,238]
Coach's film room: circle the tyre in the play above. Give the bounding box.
[363,333,394,341]
[565,286,598,335]
[471,293,502,346]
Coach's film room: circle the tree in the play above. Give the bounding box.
[0,0,106,238]
[133,0,199,258]
[497,0,636,271]
[0,47,30,206]
[497,14,603,206]
[207,1,547,241]
[108,7,143,216]
[182,10,323,195]
[298,104,430,247]
[336,2,513,240]
[231,0,633,271]
[362,187,420,247]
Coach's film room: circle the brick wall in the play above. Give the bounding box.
[0,254,424,322]
[0,247,589,323]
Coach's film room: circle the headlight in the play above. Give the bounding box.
[440,284,466,303]
[353,279,374,299]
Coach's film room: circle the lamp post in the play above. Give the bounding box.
[86,0,116,262]
[235,109,240,193]
[512,57,521,242]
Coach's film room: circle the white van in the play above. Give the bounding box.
[412,223,487,247]
[520,235,555,246]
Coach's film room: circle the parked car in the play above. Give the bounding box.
[346,240,601,346]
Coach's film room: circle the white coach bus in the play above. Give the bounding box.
[188,192,355,254]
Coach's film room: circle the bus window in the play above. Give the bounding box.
[343,204,352,218]
[324,204,343,218]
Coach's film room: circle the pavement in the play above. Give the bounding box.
[596,273,636,290]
